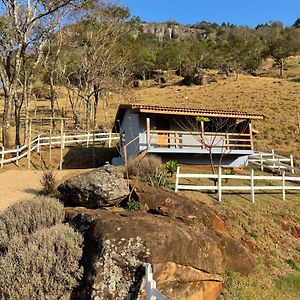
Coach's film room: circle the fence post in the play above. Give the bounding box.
[272,149,275,168]
[277,158,281,172]
[1,147,4,168]
[145,263,154,300]
[218,167,222,202]
[108,131,112,148]
[290,155,294,174]
[260,153,264,171]
[49,130,52,169]
[87,132,90,148]
[282,171,286,201]
[37,135,40,153]
[27,120,32,170]
[16,145,19,166]
[250,169,255,203]
[59,118,64,170]
[175,166,180,193]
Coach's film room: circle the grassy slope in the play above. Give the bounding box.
[121,74,300,164]
[174,164,300,299]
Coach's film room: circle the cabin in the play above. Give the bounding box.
[113,104,264,167]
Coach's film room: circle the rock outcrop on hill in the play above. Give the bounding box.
[58,165,129,208]
[66,182,255,300]
[138,23,212,42]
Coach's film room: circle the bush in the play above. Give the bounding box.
[0,197,64,252]
[127,155,162,181]
[40,171,57,195]
[0,224,83,299]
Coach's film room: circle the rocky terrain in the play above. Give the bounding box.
[60,166,255,299]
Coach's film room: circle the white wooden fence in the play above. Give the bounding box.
[144,263,167,300]
[0,132,120,169]
[175,166,300,203]
[247,150,299,175]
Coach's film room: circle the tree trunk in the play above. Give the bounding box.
[14,105,21,146]
[86,100,91,131]
[93,85,100,129]
[280,59,284,77]
[49,76,56,129]
[2,92,13,147]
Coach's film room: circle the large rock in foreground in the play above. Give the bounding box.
[58,165,129,208]
[66,182,255,300]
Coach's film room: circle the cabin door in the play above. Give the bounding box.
[156,116,170,148]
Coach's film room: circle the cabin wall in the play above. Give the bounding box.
[121,109,140,158]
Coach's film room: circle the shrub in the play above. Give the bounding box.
[0,224,83,299]
[127,199,140,212]
[0,197,64,252]
[40,171,57,195]
[127,155,162,182]
[165,160,179,176]
[149,168,168,188]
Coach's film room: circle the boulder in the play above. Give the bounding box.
[66,183,255,299]
[58,165,129,208]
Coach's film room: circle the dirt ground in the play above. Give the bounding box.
[0,169,89,212]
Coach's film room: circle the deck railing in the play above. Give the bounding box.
[145,130,253,151]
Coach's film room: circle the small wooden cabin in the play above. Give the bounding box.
[113,104,264,167]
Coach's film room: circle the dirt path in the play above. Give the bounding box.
[0,169,89,212]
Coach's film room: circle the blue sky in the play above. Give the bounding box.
[118,0,300,27]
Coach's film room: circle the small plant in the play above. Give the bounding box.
[223,168,235,183]
[249,231,258,239]
[164,160,179,176]
[285,259,300,271]
[149,168,168,188]
[40,171,56,195]
[127,199,140,212]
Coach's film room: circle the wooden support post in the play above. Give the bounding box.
[108,131,112,148]
[175,166,180,193]
[260,152,264,171]
[174,132,177,148]
[290,155,294,174]
[282,171,286,201]
[1,147,4,168]
[250,169,255,203]
[49,130,52,169]
[218,167,222,202]
[16,145,19,166]
[123,145,127,166]
[249,123,254,151]
[27,120,32,170]
[37,135,40,153]
[226,133,230,150]
[59,118,64,170]
[146,118,150,149]
[201,121,205,149]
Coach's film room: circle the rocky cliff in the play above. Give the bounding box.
[138,23,211,41]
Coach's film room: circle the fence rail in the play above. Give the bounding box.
[247,150,299,175]
[0,132,120,168]
[175,166,300,203]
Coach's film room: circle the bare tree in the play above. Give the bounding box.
[61,2,131,130]
[178,116,250,174]
[0,0,79,147]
